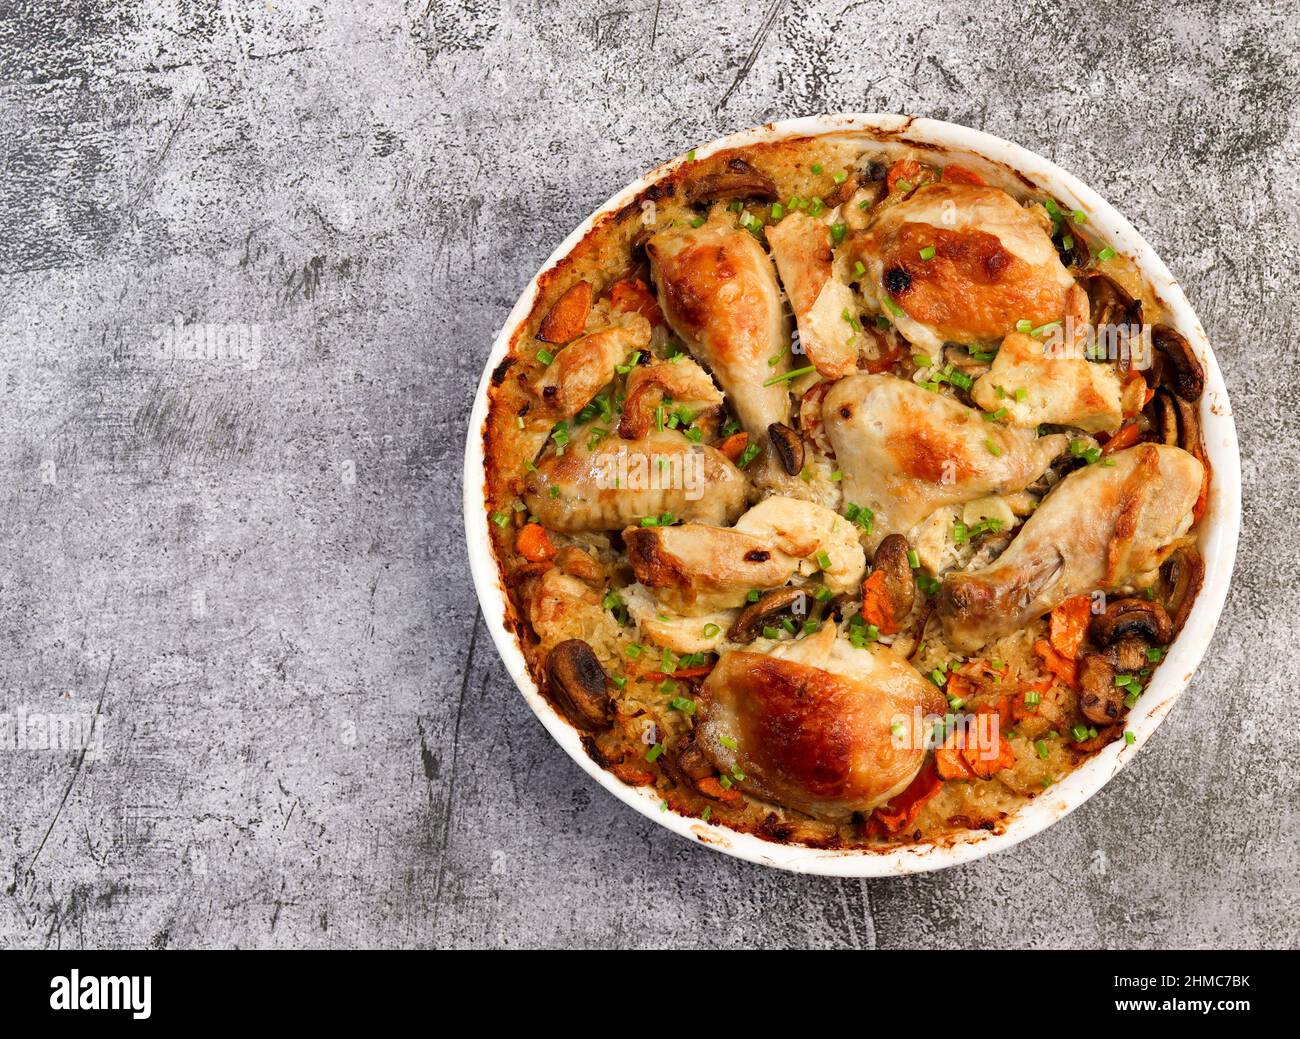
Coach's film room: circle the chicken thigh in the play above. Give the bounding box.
[849,182,1075,351]
[695,624,946,821]
[647,208,792,437]
[937,443,1204,651]
[822,374,1069,546]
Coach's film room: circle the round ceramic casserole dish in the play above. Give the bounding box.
[463,114,1240,876]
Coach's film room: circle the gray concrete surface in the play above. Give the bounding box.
[0,0,1294,950]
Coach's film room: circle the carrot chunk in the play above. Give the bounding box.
[861,569,900,635]
[515,523,556,563]
[537,280,593,344]
[1049,594,1093,660]
[941,163,985,186]
[1101,422,1141,455]
[718,431,749,463]
[886,158,926,194]
[608,277,663,326]
[868,759,943,835]
[1035,638,1079,690]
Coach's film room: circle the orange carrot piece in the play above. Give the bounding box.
[642,665,715,681]
[696,776,744,807]
[869,759,943,835]
[515,523,556,563]
[1049,594,1093,659]
[941,164,985,186]
[608,276,663,326]
[886,158,925,194]
[967,734,1016,779]
[861,569,900,635]
[537,280,593,344]
[718,431,749,463]
[1034,638,1079,690]
[1101,422,1141,455]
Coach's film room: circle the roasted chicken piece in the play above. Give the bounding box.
[822,374,1069,546]
[533,313,650,420]
[971,331,1122,433]
[647,208,792,437]
[849,182,1074,351]
[766,212,858,379]
[523,430,745,532]
[694,625,946,821]
[617,356,724,440]
[623,496,866,614]
[937,444,1204,651]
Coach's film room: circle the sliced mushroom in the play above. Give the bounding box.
[1090,598,1173,647]
[1083,272,1143,375]
[1057,220,1090,269]
[766,422,805,476]
[1162,546,1205,636]
[685,157,778,207]
[1107,636,1150,673]
[871,534,916,619]
[1152,325,1204,402]
[727,586,809,643]
[1078,653,1125,726]
[545,639,613,731]
[1150,386,1200,454]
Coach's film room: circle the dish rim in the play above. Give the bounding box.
[462,113,1241,877]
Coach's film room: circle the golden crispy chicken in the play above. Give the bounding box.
[532,313,651,420]
[523,430,745,532]
[766,211,859,379]
[695,625,946,821]
[647,208,792,437]
[937,444,1204,651]
[822,373,1069,545]
[623,496,866,615]
[850,182,1074,351]
[972,331,1122,433]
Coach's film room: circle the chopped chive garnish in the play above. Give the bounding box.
[686,149,696,161]
[919,245,936,261]
[811,163,823,174]
[645,743,664,762]
[690,216,705,228]
[807,197,825,217]
[852,260,866,279]
[770,202,785,220]
[536,348,554,365]
[829,470,843,482]
[1024,691,1041,706]
[670,696,696,714]
[737,442,762,468]
[830,222,847,244]
[492,511,511,527]
[1124,731,1136,745]
[1071,724,1089,743]
[702,622,720,638]
[719,735,738,750]
[906,549,920,569]
[913,353,932,368]
[984,438,1003,457]
[896,179,914,193]
[883,296,904,318]
[832,170,847,184]
[746,590,760,603]
[762,625,781,640]
[1014,387,1028,401]
[1146,647,1164,663]
[1015,319,1032,334]
[815,550,832,570]
[762,364,816,386]
[626,643,644,659]
[1097,246,1116,261]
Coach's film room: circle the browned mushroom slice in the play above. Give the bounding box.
[1162,546,1205,635]
[727,587,810,643]
[545,639,613,731]
[1152,325,1204,402]
[766,422,804,477]
[685,157,778,206]
[1107,636,1150,673]
[1078,653,1125,726]
[1083,272,1143,372]
[1152,388,1181,446]
[1090,598,1174,647]
[871,534,916,620]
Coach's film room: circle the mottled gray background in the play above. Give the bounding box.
[0,0,1293,950]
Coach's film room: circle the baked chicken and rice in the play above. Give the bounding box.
[481,132,1209,849]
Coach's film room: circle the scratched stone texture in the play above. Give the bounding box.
[0,0,1294,950]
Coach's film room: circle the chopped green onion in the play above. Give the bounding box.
[815,550,832,570]
[645,743,664,762]
[762,625,781,641]
[626,643,644,659]
[746,590,760,603]
[763,364,816,386]
[1024,691,1041,706]
[832,170,848,184]
[811,163,823,175]
[536,348,554,365]
[1146,647,1164,663]
[896,179,914,193]
[1015,319,1033,333]
[919,245,936,261]
[807,197,825,217]
[1097,246,1116,261]
[984,438,1003,457]
[852,260,866,279]
[829,470,843,482]
[702,622,721,638]
[690,216,705,228]
[1071,724,1089,743]
[912,353,932,369]
[686,149,696,161]
[906,549,920,569]
[882,296,905,318]
[830,222,847,244]
[1014,387,1028,402]
[670,696,697,715]
[719,735,738,750]
[737,442,762,468]
[1124,731,1136,745]
[491,511,511,527]
[1035,739,1049,760]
